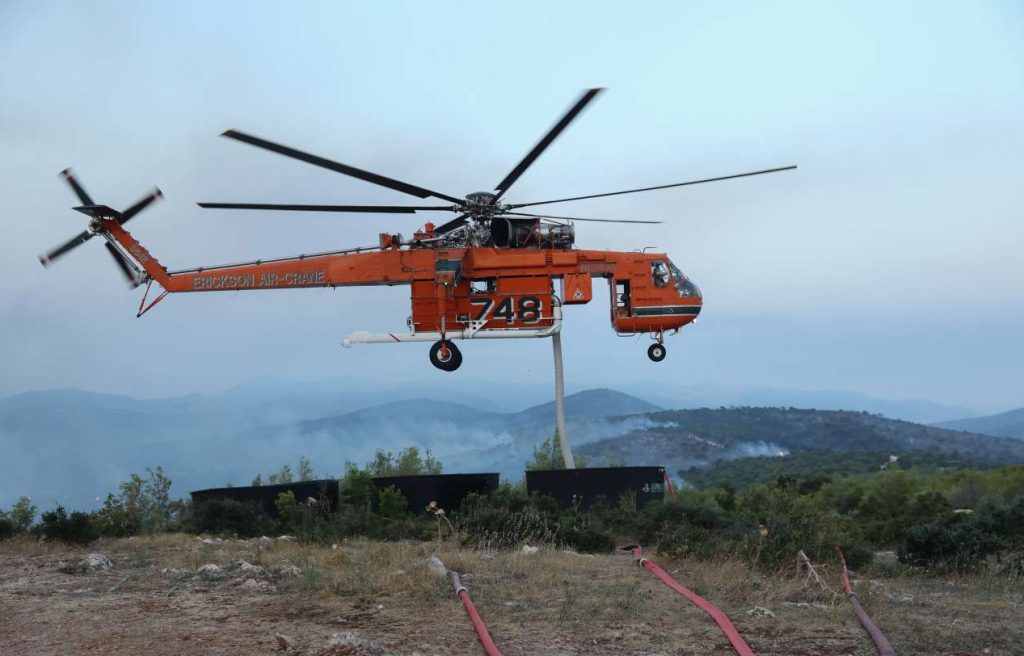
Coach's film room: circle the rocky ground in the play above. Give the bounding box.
[0,535,1020,655]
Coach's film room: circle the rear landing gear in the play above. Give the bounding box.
[647,343,666,362]
[430,340,462,372]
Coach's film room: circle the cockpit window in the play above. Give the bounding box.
[668,261,701,298]
[651,260,671,288]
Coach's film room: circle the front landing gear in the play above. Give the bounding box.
[647,343,666,362]
[429,340,462,372]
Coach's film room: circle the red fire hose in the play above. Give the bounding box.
[448,569,505,656]
[836,546,896,656]
[626,545,756,656]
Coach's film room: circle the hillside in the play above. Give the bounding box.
[679,449,994,489]
[935,407,1024,439]
[577,407,1024,475]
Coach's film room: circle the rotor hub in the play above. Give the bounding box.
[463,191,506,219]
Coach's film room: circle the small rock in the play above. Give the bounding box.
[259,536,273,542]
[277,535,296,541]
[197,563,223,579]
[746,606,775,618]
[276,564,301,577]
[200,537,222,545]
[426,556,447,579]
[232,560,268,577]
[274,633,296,651]
[84,553,113,570]
[521,544,539,555]
[319,631,386,655]
[241,578,270,591]
[890,592,916,604]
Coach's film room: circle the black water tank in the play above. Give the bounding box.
[370,473,499,513]
[525,466,666,509]
[190,479,340,517]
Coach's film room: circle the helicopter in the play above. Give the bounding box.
[39,88,794,371]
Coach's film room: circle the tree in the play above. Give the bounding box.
[275,491,301,533]
[298,456,314,482]
[251,473,263,487]
[269,465,293,485]
[10,496,36,532]
[527,432,588,470]
[366,447,443,477]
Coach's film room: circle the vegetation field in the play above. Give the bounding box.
[1,534,1022,656]
[3,449,1023,654]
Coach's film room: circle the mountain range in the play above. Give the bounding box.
[933,408,1024,440]
[0,381,1020,509]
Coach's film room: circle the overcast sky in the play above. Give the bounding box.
[2,1,1022,413]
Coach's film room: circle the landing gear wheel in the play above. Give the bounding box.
[647,343,666,362]
[429,340,463,372]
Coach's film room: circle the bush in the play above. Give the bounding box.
[275,491,301,533]
[36,506,98,544]
[377,486,409,520]
[0,514,16,540]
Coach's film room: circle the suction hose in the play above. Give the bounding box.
[625,545,756,656]
[430,557,504,656]
[837,546,896,656]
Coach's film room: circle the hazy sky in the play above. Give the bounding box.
[2,1,1023,412]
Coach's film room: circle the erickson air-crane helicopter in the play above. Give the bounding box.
[39,89,794,371]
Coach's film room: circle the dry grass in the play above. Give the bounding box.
[0,535,1021,655]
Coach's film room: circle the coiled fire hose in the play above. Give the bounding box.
[624,545,757,656]
[430,557,504,656]
[836,546,896,656]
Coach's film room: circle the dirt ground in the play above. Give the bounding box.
[0,535,1020,656]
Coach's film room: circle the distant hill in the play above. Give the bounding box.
[513,388,661,425]
[0,387,659,508]
[934,407,1024,440]
[576,407,1024,476]
[680,450,994,490]
[618,383,975,424]
[1,384,1012,511]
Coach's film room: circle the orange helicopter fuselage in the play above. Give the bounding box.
[105,220,702,338]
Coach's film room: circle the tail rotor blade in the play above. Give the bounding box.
[120,188,163,224]
[60,168,94,205]
[39,230,93,267]
[104,242,139,286]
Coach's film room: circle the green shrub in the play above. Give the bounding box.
[275,491,301,533]
[0,514,16,540]
[36,506,98,544]
[377,486,409,520]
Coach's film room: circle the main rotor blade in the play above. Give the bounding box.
[105,242,138,286]
[120,188,163,224]
[197,202,456,214]
[60,169,94,205]
[221,129,464,205]
[511,165,798,209]
[434,213,469,233]
[502,211,661,225]
[493,88,604,200]
[39,230,93,266]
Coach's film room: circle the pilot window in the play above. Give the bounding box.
[651,261,671,288]
[668,261,701,298]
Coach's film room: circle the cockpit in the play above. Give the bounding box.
[651,259,701,298]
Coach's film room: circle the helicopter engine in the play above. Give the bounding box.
[489,218,574,249]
